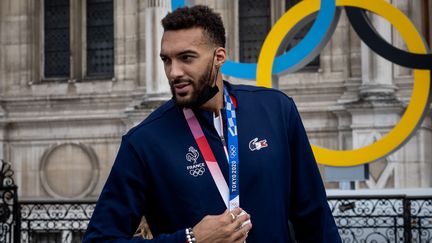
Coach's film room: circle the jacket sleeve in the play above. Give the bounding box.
[83,137,186,243]
[286,100,341,243]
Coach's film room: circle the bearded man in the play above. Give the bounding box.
[84,5,341,243]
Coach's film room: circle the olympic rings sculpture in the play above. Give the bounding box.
[172,0,432,167]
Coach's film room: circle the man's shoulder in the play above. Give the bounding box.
[228,82,294,103]
[125,99,178,138]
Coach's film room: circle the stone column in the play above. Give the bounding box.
[0,2,5,158]
[124,0,172,126]
[0,0,32,90]
[359,13,396,97]
[391,0,432,188]
[0,0,5,92]
[115,0,139,83]
[353,11,401,189]
[141,0,171,99]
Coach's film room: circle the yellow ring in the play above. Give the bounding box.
[257,0,430,166]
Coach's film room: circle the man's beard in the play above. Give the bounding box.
[170,61,219,108]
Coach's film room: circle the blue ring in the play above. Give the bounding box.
[171,0,336,79]
[222,0,336,79]
[171,0,185,10]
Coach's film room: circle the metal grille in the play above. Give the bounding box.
[44,0,70,78]
[13,196,432,242]
[30,232,61,243]
[239,0,271,63]
[20,201,94,243]
[86,0,114,77]
[0,161,19,243]
[328,196,432,243]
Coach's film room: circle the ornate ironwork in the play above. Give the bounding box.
[20,201,95,243]
[13,196,431,242]
[86,0,114,77]
[44,0,70,78]
[328,196,432,242]
[0,160,14,188]
[410,198,432,242]
[0,160,18,243]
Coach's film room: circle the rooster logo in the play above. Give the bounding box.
[186,146,199,164]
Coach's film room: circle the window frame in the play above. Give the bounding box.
[421,0,431,47]
[37,0,114,83]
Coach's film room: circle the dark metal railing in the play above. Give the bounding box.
[19,201,95,243]
[328,195,432,243]
[0,161,19,243]
[1,196,430,242]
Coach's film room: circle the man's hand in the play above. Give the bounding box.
[192,208,252,243]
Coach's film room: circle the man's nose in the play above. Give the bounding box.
[169,61,185,80]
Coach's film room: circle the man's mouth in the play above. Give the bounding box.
[173,81,192,95]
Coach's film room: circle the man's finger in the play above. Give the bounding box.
[230,207,243,216]
[229,212,250,231]
[224,207,243,223]
[231,222,252,242]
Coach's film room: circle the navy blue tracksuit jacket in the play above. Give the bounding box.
[83,82,341,242]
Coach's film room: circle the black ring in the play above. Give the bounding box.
[345,6,432,70]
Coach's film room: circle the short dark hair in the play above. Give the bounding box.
[161,5,226,48]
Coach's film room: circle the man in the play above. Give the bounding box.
[84,5,341,243]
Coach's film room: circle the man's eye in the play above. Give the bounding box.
[181,55,194,62]
[161,57,170,63]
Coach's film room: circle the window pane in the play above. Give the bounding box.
[421,0,431,46]
[285,0,320,70]
[239,0,271,63]
[87,0,114,77]
[44,0,70,78]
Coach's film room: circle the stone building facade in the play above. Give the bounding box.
[0,0,431,200]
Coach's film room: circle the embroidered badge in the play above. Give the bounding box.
[185,146,206,177]
[249,137,268,151]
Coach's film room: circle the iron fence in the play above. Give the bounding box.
[19,201,94,243]
[0,161,19,243]
[328,195,432,242]
[1,196,431,242]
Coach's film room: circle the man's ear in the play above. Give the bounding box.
[214,47,226,68]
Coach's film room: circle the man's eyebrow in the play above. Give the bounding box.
[177,50,198,56]
[160,49,199,58]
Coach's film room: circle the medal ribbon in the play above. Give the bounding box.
[223,87,240,209]
[183,87,239,209]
